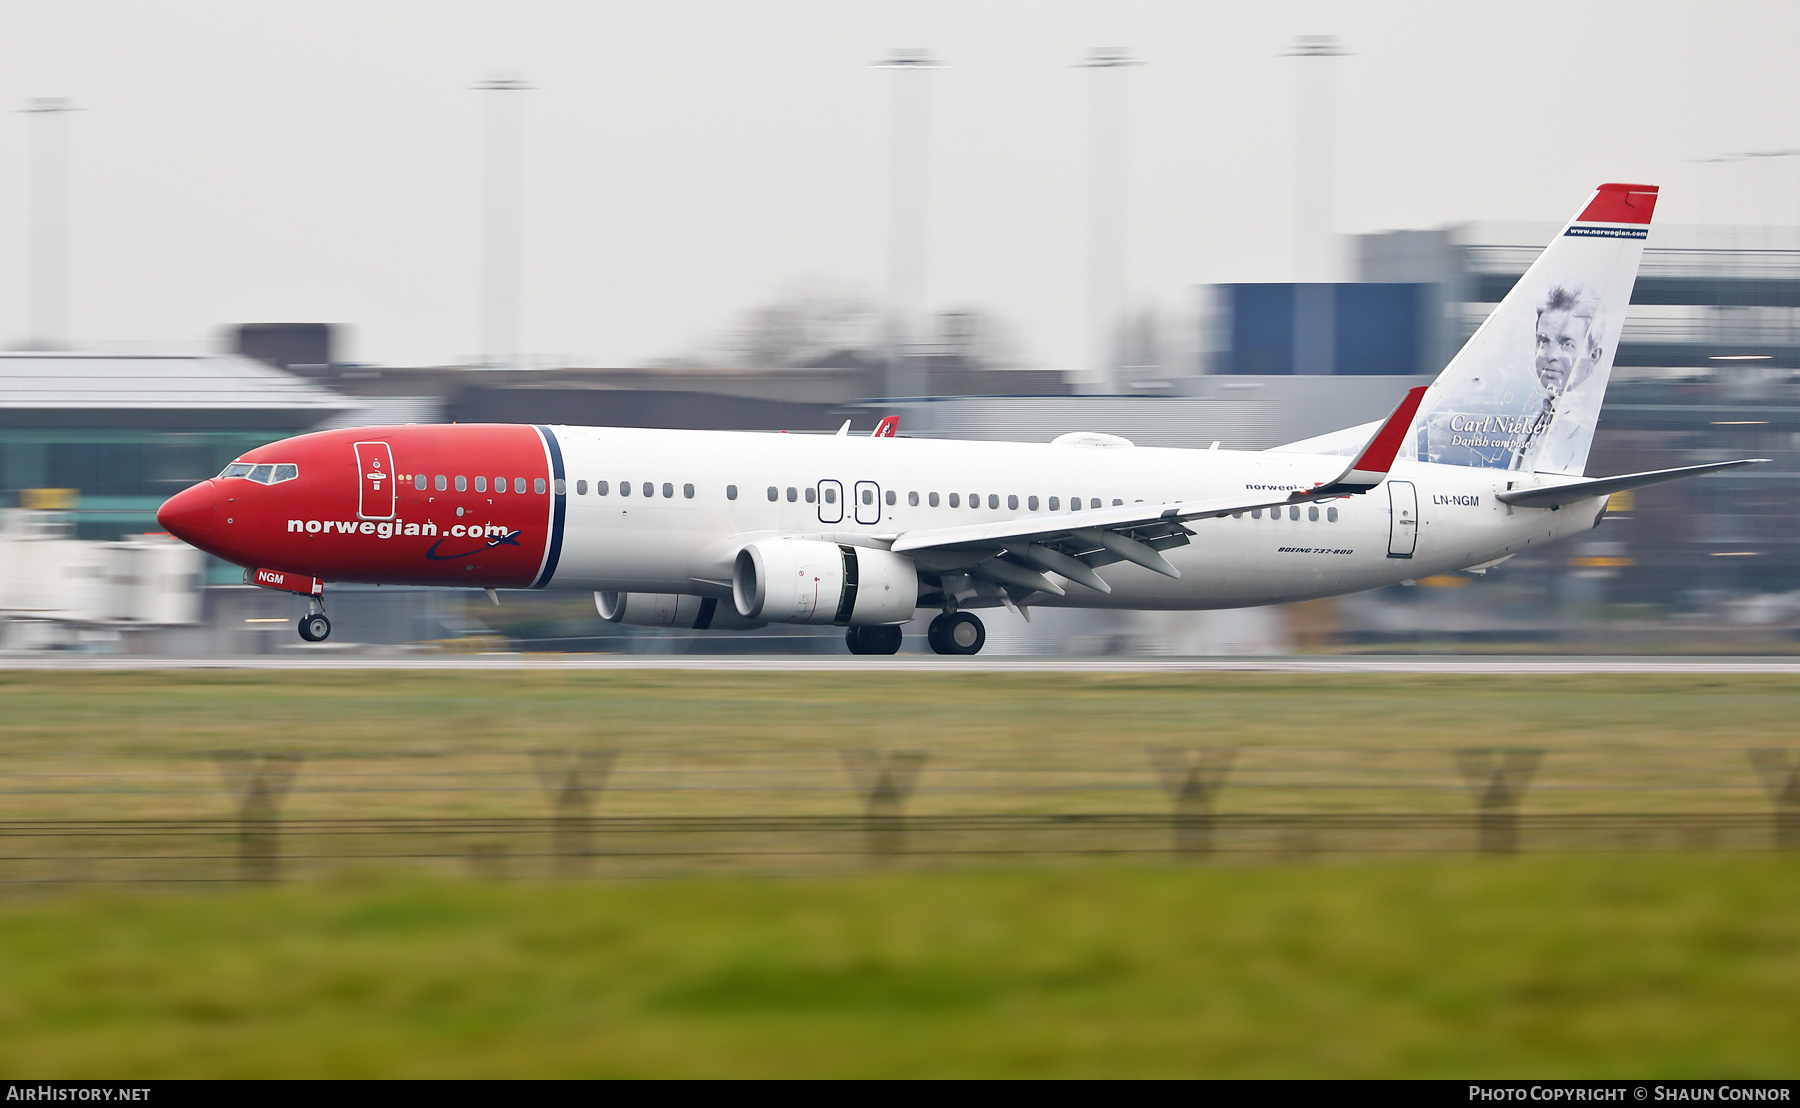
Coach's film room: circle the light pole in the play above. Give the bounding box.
[25,98,76,351]
[1288,35,1344,283]
[1079,48,1139,393]
[876,49,938,398]
[477,76,531,369]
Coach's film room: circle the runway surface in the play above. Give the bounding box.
[5,653,1800,674]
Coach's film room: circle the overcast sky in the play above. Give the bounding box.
[2,1,1797,372]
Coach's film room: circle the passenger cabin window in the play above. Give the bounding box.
[554,478,565,495]
[476,476,487,492]
[825,487,837,504]
[886,490,896,506]
[970,493,980,509]
[684,483,694,498]
[220,463,254,479]
[435,475,448,491]
[576,480,588,495]
[1007,495,1018,510]
[928,492,939,507]
[621,482,632,497]
[536,478,548,495]
[1049,497,1060,511]
[662,482,673,498]
[455,476,467,492]
[767,486,778,501]
[1113,499,1123,507]
[862,489,874,505]
[597,480,609,495]
[1090,498,1101,509]
[415,473,427,490]
[1252,509,1262,519]
[908,491,919,507]
[1028,496,1038,511]
[726,484,737,500]
[805,487,816,503]
[1288,506,1299,520]
[1308,506,1319,522]
[640,482,651,497]
[786,487,797,502]
[494,475,505,491]
[1327,507,1338,522]
[948,493,959,507]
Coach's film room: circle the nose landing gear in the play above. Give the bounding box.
[297,595,331,643]
[298,612,332,642]
[927,611,985,655]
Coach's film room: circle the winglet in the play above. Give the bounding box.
[1296,386,1428,498]
[871,415,899,438]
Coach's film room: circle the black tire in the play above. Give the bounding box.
[299,614,331,642]
[927,613,953,654]
[844,627,867,655]
[865,624,904,655]
[942,612,985,655]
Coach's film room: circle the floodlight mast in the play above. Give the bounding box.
[477,76,532,370]
[24,98,76,352]
[1078,48,1140,394]
[1286,35,1346,285]
[875,49,939,400]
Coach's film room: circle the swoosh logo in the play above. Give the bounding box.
[425,529,523,561]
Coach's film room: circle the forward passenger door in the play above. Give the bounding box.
[817,479,844,524]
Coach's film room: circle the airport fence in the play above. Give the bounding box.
[0,745,1795,886]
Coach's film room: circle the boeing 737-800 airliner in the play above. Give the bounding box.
[156,183,1762,655]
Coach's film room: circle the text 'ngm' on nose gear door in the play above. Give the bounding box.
[854,480,881,524]
[355,441,396,520]
[817,479,844,524]
[1387,479,1418,558]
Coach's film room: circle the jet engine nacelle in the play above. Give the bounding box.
[595,591,765,630]
[732,540,918,626]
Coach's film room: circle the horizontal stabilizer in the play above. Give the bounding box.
[1495,459,1766,509]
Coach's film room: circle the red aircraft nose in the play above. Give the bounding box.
[157,481,216,546]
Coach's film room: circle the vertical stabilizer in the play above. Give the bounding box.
[1415,183,1656,475]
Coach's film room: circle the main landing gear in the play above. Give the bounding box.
[927,611,985,656]
[845,624,904,655]
[297,599,331,643]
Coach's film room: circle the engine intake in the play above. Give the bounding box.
[732,540,918,626]
[595,592,764,630]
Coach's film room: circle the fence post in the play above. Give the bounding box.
[1748,749,1800,851]
[214,752,302,883]
[1454,748,1542,855]
[531,750,617,877]
[1149,748,1236,859]
[842,750,927,860]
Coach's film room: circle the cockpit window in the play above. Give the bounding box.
[227,463,299,485]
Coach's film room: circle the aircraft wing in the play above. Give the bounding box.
[1495,459,1767,509]
[885,387,1429,598]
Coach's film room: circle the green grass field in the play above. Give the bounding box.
[0,670,1797,1076]
[2,858,1798,1077]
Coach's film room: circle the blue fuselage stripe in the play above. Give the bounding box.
[533,426,567,589]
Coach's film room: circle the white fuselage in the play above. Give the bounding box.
[545,427,1604,610]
